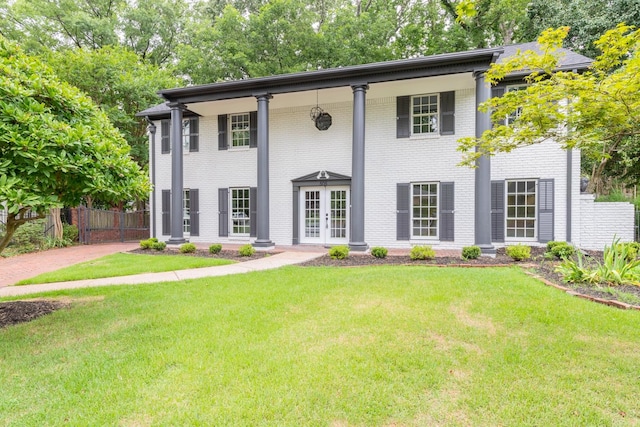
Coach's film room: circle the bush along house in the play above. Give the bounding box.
[138,43,634,253]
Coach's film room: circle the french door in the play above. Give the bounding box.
[300,186,349,245]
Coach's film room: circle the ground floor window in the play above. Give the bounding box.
[412,183,438,238]
[231,188,250,235]
[183,189,190,234]
[506,180,536,238]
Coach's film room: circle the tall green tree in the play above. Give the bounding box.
[519,0,640,58]
[0,36,149,253]
[45,46,180,165]
[457,25,640,194]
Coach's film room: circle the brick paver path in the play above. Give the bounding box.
[0,242,139,287]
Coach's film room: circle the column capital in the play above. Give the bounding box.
[167,101,186,110]
[351,83,369,92]
[472,69,488,80]
[254,93,273,101]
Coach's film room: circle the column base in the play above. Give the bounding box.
[348,242,369,252]
[166,237,187,245]
[478,244,496,256]
[253,240,275,249]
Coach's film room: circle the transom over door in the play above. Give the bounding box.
[300,186,349,245]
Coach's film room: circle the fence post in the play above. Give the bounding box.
[120,211,125,242]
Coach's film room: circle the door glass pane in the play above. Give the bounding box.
[305,191,320,238]
[330,190,347,238]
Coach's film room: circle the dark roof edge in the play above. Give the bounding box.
[160,47,504,102]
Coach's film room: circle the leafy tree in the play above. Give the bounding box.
[457,25,640,194]
[519,0,640,58]
[0,36,149,253]
[45,46,180,165]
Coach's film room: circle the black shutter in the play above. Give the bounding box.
[440,91,455,135]
[491,86,506,126]
[218,188,228,237]
[161,190,171,235]
[538,179,554,243]
[190,189,199,236]
[249,111,258,148]
[161,120,170,154]
[396,96,411,139]
[397,183,410,240]
[439,182,454,241]
[249,187,257,237]
[292,188,299,244]
[491,181,505,242]
[218,115,228,150]
[189,118,199,152]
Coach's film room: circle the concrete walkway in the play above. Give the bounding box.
[0,251,323,298]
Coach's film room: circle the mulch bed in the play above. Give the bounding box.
[3,246,639,329]
[0,300,70,328]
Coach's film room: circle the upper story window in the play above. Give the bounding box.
[230,113,251,148]
[160,117,199,154]
[412,94,439,135]
[506,84,529,126]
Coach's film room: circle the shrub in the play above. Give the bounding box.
[546,241,562,252]
[556,239,640,286]
[410,245,435,260]
[180,243,197,253]
[548,242,576,259]
[151,241,166,251]
[328,245,350,260]
[239,244,255,257]
[44,237,73,249]
[209,244,222,254]
[616,242,639,262]
[140,239,153,249]
[371,246,388,259]
[461,246,481,260]
[62,224,79,242]
[505,244,531,261]
[6,219,46,254]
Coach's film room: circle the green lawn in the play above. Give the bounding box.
[16,253,235,284]
[2,266,639,425]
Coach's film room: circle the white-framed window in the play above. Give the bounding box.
[230,113,251,148]
[412,94,439,135]
[506,180,536,239]
[230,187,250,235]
[182,119,191,150]
[183,189,191,234]
[506,84,529,126]
[161,118,198,153]
[411,182,438,238]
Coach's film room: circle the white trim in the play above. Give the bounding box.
[411,93,440,136]
[505,179,537,241]
[229,187,251,237]
[410,181,439,240]
[229,112,251,149]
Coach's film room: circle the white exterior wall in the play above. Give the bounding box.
[579,194,634,250]
[150,73,575,249]
[492,144,581,246]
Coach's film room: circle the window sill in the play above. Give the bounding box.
[228,147,251,152]
[407,134,441,141]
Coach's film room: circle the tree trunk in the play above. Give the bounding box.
[51,207,63,240]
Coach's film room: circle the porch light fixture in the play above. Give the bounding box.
[310,91,332,131]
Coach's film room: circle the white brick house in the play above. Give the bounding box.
[139,43,628,253]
